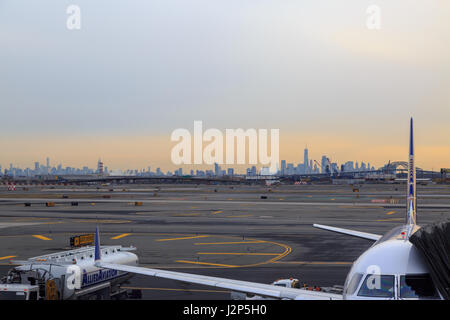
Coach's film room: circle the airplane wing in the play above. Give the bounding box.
[96,261,342,300]
[313,224,381,241]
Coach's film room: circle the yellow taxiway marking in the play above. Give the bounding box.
[14,217,49,221]
[32,235,52,241]
[197,252,280,256]
[111,233,131,240]
[176,260,238,268]
[386,211,396,215]
[156,235,209,242]
[211,210,223,214]
[122,286,229,294]
[376,218,404,222]
[195,241,265,245]
[226,214,253,218]
[0,256,16,260]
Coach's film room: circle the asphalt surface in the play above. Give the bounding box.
[0,183,448,299]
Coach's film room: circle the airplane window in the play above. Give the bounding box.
[358,275,395,298]
[345,273,363,296]
[274,283,285,287]
[400,274,440,299]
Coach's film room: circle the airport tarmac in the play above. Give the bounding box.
[0,183,448,299]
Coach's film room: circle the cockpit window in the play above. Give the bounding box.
[400,274,440,299]
[344,273,363,296]
[358,275,395,298]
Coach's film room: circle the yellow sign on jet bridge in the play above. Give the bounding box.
[70,234,95,248]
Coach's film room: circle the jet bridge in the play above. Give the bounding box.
[409,220,450,300]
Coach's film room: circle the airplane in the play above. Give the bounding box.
[93,118,444,300]
[1,231,139,300]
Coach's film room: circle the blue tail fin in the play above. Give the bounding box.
[406,118,417,226]
[94,226,101,262]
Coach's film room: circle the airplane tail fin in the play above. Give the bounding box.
[406,117,417,228]
[94,225,101,262]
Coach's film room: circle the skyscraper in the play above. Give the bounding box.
[214,163,221,176]
[97,159,104,175]
[304,147,309,173]
[321,156,327,173]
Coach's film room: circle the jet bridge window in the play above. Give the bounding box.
[358,275,395,298]
[400,274,440,299]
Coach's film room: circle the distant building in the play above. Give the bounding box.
[287,163,294,175]
[214,163,221,176]
[97,159,104,175]
[344,161,354,172]
[304,148,309,173]
[321,156,327,173]
[280,160,286,175]
[360,162,367,171]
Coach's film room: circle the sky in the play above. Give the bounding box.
[1,0,449,171]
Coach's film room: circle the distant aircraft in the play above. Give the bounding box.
[95,118,444,300]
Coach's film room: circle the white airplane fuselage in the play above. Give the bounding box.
[342,225,442,300]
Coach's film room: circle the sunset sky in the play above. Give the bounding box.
[1,1,449,172]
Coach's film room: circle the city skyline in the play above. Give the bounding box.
[1,128,448,173]
[0,143,422,178]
